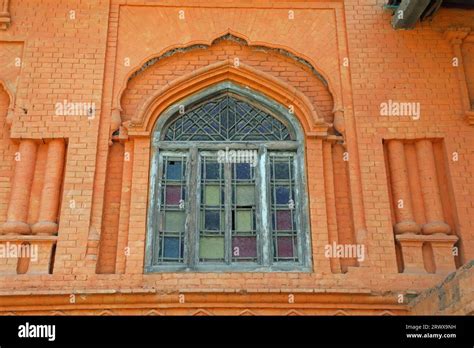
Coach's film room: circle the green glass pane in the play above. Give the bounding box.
[199,236,225,259]
[236,185,255,206]
[235,210,252,232]
[204,185,220,205]
[164,211,186,232]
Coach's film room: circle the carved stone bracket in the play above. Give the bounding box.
[332,106,345,135]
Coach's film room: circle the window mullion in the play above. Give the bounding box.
[224,161,232,265]
[152,151,164,266]
[187,146,198,269]
[293,153,304,265]
[259,145,271,267]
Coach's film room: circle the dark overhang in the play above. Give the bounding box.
[386,0,474,29]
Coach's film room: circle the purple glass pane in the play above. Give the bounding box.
[165,186,181,205]
[232,237,257,258]
[277,236,294,257]
[276,210,292,230]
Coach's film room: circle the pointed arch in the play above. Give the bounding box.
[145,75,313,272]
[151,82,305,145]
[127,60,329,137]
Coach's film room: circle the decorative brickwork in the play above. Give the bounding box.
[0,0,472,315]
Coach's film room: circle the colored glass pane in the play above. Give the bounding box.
[199,237,225,259]
[276,236,294,258]
[273,162,290,180]
[163,237,181,259]
[204,185,221,205]
[166,161,182,180]
[235,163,251,180]
[235,210,252,232]
[275,186,290,205]
[204,210,221,231]
[232,237,257,258]
[275,210,292,230]
[164,211,186,232]
[165,186,182,205]
[235,185,255,206]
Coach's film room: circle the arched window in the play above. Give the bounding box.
[146,84,311,272]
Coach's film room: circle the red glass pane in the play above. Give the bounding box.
[276,210,292,230]
[277,237,294,258]
[232,236,257,258]
[165,186,181,205]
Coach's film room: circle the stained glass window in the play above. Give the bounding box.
[232,162,257,262]
[147,91,309,272]
[270,154,298,262]
[156,155,187,263]
[199,155,225,262]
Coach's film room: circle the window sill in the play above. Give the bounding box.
[144,264,312,273]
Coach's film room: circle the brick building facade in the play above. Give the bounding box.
[0,0,473,315]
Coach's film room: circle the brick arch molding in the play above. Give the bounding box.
[125,60,330,138]
[115,31,341,115]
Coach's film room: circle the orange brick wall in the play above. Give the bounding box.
[0,0,473,315]
[97,141,124,274]
[0,86,17,224]
[463,42,474,107]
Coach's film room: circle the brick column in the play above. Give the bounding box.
[387,140,420,234]
[0,139,38,235]
[31,139,66,235]
[415,140,451,234]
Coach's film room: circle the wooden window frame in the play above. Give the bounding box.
[145,85,312,273]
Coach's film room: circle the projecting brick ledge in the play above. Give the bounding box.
[0,290,410,316]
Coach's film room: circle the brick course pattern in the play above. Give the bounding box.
[0,0,473,315]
